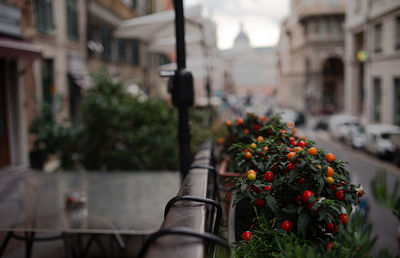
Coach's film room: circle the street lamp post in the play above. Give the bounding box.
[173,0,194,180]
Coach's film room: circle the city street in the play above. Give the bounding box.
[301,125,400,255]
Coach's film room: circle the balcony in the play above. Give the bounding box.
[297,0,346,22]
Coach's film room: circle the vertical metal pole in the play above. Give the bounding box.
[174,0,186,70]
[174,0,191,179]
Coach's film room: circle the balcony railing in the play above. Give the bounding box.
[297,0,346,21]
[138,141,230,258]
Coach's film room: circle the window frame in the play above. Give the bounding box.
[35,0,55,34]
[66,0,79,40]
[374,23,383,53]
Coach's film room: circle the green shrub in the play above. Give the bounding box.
[30,72,211,171]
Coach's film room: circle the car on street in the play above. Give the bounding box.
[328,114,359,142]
[364,124,400,159]
[275,109,306,127]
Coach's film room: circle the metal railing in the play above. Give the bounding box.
[138,141,230,258]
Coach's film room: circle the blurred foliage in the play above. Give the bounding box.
[30,71,211,171]
[371,169,400,220]
[29,103,79,169]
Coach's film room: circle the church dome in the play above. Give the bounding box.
[233,23,250,50]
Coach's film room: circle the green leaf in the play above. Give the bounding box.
[297,210,311,233]
[266,195,280,214]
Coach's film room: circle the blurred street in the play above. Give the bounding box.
[300,117,400,255]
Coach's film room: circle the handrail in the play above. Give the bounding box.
[140,140,228,258]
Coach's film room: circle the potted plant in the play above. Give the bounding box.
[217,113,373,256]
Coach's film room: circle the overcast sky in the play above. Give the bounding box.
[184,0,291,49]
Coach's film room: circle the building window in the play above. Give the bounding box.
[373,78,382,122]
[101,27,112,61]
[131,40,139,66]
[66,0,79,40]
[374,23,382,53]
[394,78,400,125]
[35,0,54,33]
[118,39,126,63]
[330,0,338,8]
[395,16,400,50]
[131,0,137,9]
[42,59,54,116]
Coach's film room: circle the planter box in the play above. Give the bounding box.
[218,158,240,222]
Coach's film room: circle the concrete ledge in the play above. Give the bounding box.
[144,141,213,258]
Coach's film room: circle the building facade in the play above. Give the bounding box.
[0,0,42,168]
[87,0,172,98]
[277,0,346,113]
[221,24,276,98]
[344,0,400,125]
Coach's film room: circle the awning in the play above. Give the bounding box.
[0,38,42,60]
[68,55,93,89]
[114,6,204,43]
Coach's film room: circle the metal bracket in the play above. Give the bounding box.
[164,195,222,235]
[137,226,230,258]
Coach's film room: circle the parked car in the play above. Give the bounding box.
[276,109,306,127]
[389,133,400,166]
[347,123,366,149]
[364,124,400,159]
[328,114,359,141]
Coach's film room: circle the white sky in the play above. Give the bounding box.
[184,0,291,49]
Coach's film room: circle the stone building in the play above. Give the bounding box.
[0,0,42,168]
[277,0,346,113]
[221,24,276,97]
[87,0,172,98]
[344,0,400,125]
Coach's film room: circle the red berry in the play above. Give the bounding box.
[256,198,266,207]
[252,186,261,193]
[326,222,335,233]
[358,190,364,198]
[281,220,293,233]
[340,214,349,225]
[264,185,273,192]
[336,190,345,201]
[302,190,315,203]
[298,140,307,148]
[271,165,278,172]
[264,171,274,182]
[327,242,333,251]
[242,231,253,241]
[287,163,294,170]
[66,197,73,203]
[299,177,306,185]
[330,184,338,191]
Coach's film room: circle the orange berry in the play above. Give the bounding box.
[326,177,334,185]
[245,152,252,160]
[326,167,334,177]
[308,147,318,156]
[217,138,224,144]
[237,117,244,125]
[250,143,257,149]
[247,169,256,176]
[326,153,336,162]
[257,136,264,142]
[287,152,297,160]
[293,147,303,152]
[263,146,268,151]
[226,120,232,127]
[247,171,257,181]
